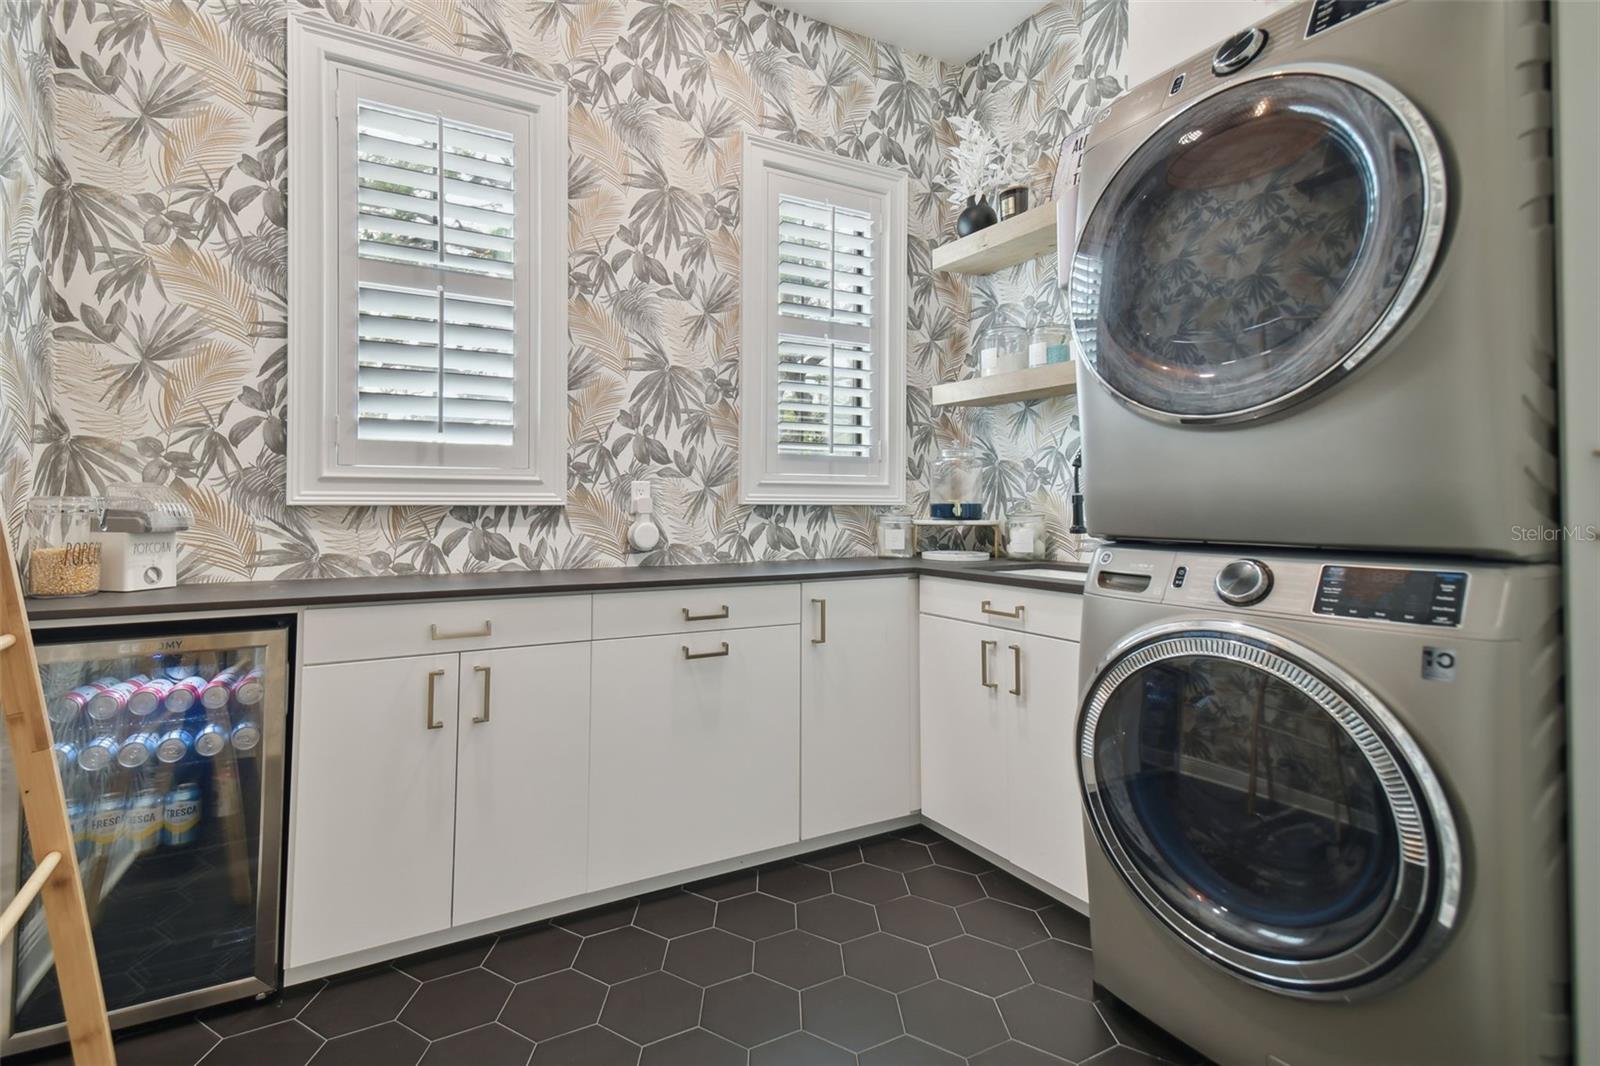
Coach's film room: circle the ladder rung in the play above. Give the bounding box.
[0,851,61,942]
[0,633,15,651]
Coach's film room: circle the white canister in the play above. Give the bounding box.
[92,531,179,591]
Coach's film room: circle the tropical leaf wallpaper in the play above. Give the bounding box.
[0,0,1127,584]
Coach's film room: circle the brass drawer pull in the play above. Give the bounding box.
[682,642,731,660]
[811,598,827,645]
[980,639,998,689]
[1008,643,1022,697]
[472,665,492,724]
[431,621,492,640]
[682,605,730,622]
[980,600,1024,619]
[425,669,445,730]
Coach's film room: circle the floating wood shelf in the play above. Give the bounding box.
[931,362,1078,408]
[932,204,1057,275]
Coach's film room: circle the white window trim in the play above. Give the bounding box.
[286,14,568,506]
[740,135,908,506]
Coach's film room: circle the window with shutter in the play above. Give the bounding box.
[741,136,907,506]
[287,16,567,505]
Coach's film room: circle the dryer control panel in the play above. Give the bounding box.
[1314,565,1467,627]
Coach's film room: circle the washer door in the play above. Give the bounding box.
[1078,621,1461,998]
[1069,66,1445,423]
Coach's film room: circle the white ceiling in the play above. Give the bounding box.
[779,1,1054,64]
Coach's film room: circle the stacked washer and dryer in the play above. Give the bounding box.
[1063,1,1569,1063]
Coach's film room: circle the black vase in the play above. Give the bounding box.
[956,195,997,237]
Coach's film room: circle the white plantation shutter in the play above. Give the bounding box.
[775,195,875,459]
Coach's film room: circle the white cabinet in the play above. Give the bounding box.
[454,642,591,926]
[800,577,918,839]
[589,625,800,890]
[918,590,1090,906]
[291,653,460,967]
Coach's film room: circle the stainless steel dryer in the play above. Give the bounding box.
[1064,0,1557,560]
[1075,545,1569,1065]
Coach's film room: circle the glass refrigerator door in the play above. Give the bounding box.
[3,626,287,1046]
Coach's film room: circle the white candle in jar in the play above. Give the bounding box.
[1028,340,1048,368]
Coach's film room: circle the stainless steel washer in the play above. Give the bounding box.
[1063,0,1557,559]
[1076,545,1569,1064]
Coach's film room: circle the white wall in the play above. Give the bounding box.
[1126,0,1294,88]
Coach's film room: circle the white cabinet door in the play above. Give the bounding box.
[918,614,1008,854]
[1005,631,1089,903]
[589,626,800,890]
[453,642,591,926]
[800,577,918,839]
[290,654,458,967]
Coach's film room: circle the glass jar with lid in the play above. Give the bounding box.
[1005,511,1048,559]
[877,512,914,558]
[975,325,1027,377]
[930,446,983,520]
[1027,323,1071,367]
[25,497,104,597]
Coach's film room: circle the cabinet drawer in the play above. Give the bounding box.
[918,577,1082,642]
[302,594,592,664]
[592,582,799,640]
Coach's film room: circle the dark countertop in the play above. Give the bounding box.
[27,557,1088,622]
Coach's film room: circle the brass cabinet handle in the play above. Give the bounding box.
[980,639,998,689]
[682,605,730,622]
[1008,643,1022,697]
[431,621,492,640]
[811,598,827,645]
[425,669,445,730]
[682,642,731,660]
[980,600,1024,619]
[472,665,492,724]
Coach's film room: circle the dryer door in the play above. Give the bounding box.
[1068,66,1445,423]
[1077,621,1460,999]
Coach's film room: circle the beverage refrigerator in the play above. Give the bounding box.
[0,620,290,1053]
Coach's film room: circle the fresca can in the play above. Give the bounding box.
[202,666,243,711]
[127,677,176,717]
[67,800,91,859]
[232,667,265,707]
[77,735,120,772]
[117,731,160,769]
[194,722,227,758]
[50,742,79,775]
[230,721,262,753]
[163,784,202,845]
[166,677,204,715]
[156,726,194,764]
[87,675,147,722]
[50,680,113,726]
[88,797,126,847]
[124,790,164,853]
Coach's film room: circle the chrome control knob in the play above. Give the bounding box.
[1215,558,1273,606]
[1212,26,1267,76]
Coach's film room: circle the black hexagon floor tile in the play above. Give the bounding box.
[528,1024,641,1066]
[929,840,993,873]
[701,973,800,1047]
[899,978,1009,1057]
[574,925,668,983]
[716,892,796,940]
[932,934,1030,996]
[999,984,1117,1063]
[599,971,702,1044]
[687,869,759,900]
[418,1022,533,1066]
[1039,904,1092,947]
[664,927,754,985]
[397,968,512,1040]
[554,899,638,935]
[980,869,1056,909]
[958,897,1050,949]
[842,931,936,992]
[796,894,878,942]
[201,1019,322,1066]
[754,929,844,989]
[500,969,608,1042]
[749,1030,854,1066]
[800,976,902,1052]
[484,923,582,982]
[800,843,862,870]
[197,980,322,1036]
[759,861,833,902]
[831,863,907,904]
[306,1020,426,1066]
[633,889,716,938]
[860,1033,965,1066]
[1021,938,1095,999]
[970,1039,1073,1065]
[299,967,419,1038]
[906,864,986,906]
[876,895,962,945]
[394,936,494,980]
[640,1027,747,1066]
[860,837,933,872]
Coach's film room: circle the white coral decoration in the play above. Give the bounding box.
[995,142,1033,192]
[944,115,1002,206]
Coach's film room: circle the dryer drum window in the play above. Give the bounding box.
[1068,69,1445,423]
[1077,624,1461,997]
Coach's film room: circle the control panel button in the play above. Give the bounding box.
[1214,559,1273,606]
[1169,73,1186,96]
[1212,26,1268,75]
[1172,565,1188,589]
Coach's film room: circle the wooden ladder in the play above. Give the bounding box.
[0,527,116,1064]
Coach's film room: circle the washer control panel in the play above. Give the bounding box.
[1314,565,1467,627]
[1305,0,1391,39]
